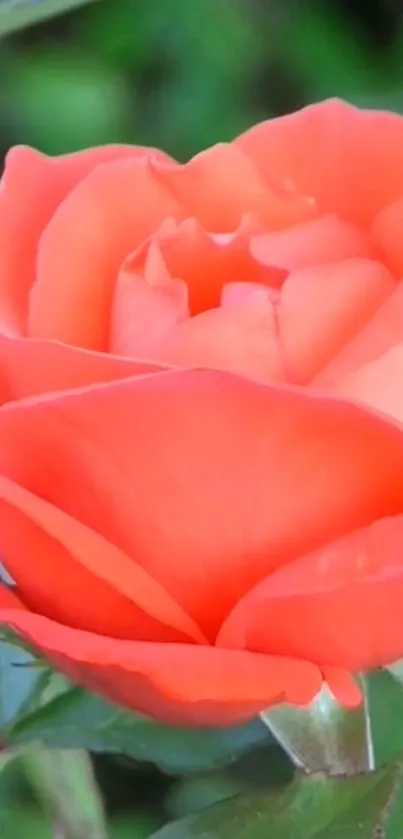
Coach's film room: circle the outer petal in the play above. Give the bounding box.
[0,474,205,644]
[29,157,185,350]
[236,99,403,227]
[1,372,403,640]
[0,610,322,725]
[151,144,317,231]
[0,333,170,405]
[0,583,27,610]
[217,515,403,671]
[0,144,169,335]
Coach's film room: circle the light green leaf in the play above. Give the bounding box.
[0,0,98,37]
[22,746,108,839]
[150,759,403,839]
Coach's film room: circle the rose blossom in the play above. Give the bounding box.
[0,99,402,725]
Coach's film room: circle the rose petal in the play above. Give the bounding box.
[0,609,322,725]
[251,214,371,272]
[0,583,27,610]
[110,243,189,358]
[314,280,403,388]
[0,144,169,335]
[0,333,170,405]
[237,99,403,226]
[328,345,403,425]
[1,371,403,640]
[278,258,395,384]
[373,196,403,275]
[322,667,362,708]
[217,515,403,671]
[151,143,317,231]
[124,216,283,317]
[0,474,206,644]
[152,289,284,381]
[29,157,185,350]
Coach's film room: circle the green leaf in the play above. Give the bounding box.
[0,0,98,37]
[21,746,108,839]
[150,759,403,838]
[364,668,403,767]
[9,685,270,774]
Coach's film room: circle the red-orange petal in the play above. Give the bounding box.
[237,99,403,227]
[0,609,322,725]
[0,144,169,335]
[1,372,403,641]
[217,515,403,671]
[0,474,206,644]
[29,157,185,350]
[0,583,27,610]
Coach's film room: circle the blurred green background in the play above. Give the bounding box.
[0,0,402,836]
[1,0,403,162]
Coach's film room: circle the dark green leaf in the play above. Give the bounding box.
[9,686,270,774]
[150,759,403,838]
[364,668,403,767]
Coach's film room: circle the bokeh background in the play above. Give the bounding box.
[0,0,402,836]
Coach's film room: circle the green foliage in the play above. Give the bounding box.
[150,761,403,838]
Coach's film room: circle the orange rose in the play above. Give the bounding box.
[0,99,403,726]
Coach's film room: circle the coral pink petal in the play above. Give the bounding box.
[127,216,283,317]
[328,345,403,425]
[152,144,317,231]
[0,609,322,725]
[0,333,170,405]
[217,515,403,671]
[373,196,403,275]
[153,290,283,381]
[1,371,403,641]
[0,144,169,335]
[29,157,185,351]
[278,258,395,384]
[251,214,371,272]
[110,244,189,358]
[237,99,403,227]
[314,281,403,388]
[0,474,205,644]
